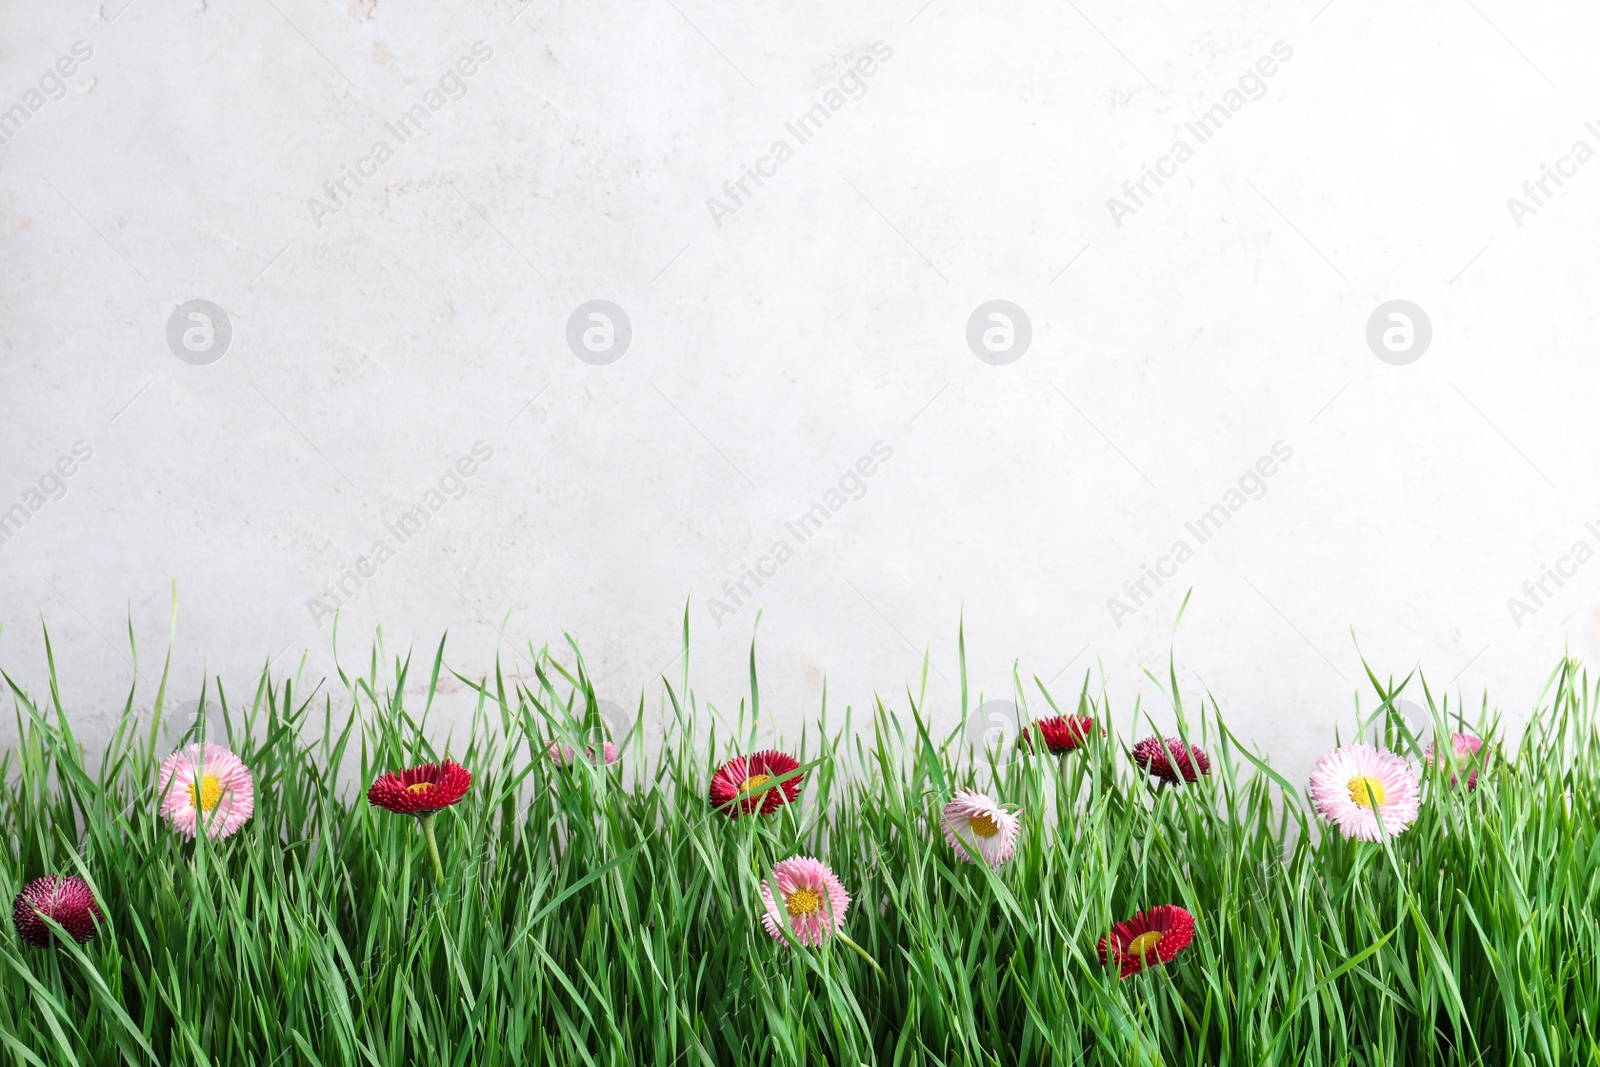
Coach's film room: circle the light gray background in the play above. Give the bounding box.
[1,0,1594,785]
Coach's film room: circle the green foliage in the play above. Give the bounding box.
[0,620,1597,1066]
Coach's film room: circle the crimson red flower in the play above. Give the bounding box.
[367,759,472,816]
[1021,715,1100,754]
[1098,904,1195,978]
[709,750,803,817]
[1133,736,1210,784]
[13,876,103,947]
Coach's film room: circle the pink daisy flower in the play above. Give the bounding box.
[758,856,850,947]
[941,789,1021,867]
[548,739,621,766]
[1425,732,1488,791]
[1309,744,1420,841]
[157,743,255,840]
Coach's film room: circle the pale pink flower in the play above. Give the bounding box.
[1309,744,1420,841]
[547,739,621,766]
[1425,732,1488,790]
[941,789,1021,867]
[758,856,850,947]
[157,743,255,840]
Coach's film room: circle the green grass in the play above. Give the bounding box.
[1,615,1597,1066]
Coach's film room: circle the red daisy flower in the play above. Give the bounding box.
[1021,715,1100,754]
[367,759,472,816]
[709,750,803,817]
[1098,904,1195,978]
[13,875,103,947]
[1132,736,1210,784]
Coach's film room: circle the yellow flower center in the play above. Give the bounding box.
[785,886,822,916]
[739,774,771,794]
[1127,930,1164,958]
[968,813,1001,838]
[187,775,223,812]
[407,782,435,795]
[1347,775,1386,809]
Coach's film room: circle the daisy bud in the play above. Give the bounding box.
[13,876,103,947]
[1132,736,1211,784]
[548,740,621,767]
[1424,732,1488,791]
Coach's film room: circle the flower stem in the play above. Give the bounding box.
[836,931,886,982]
[420,813,444,887]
